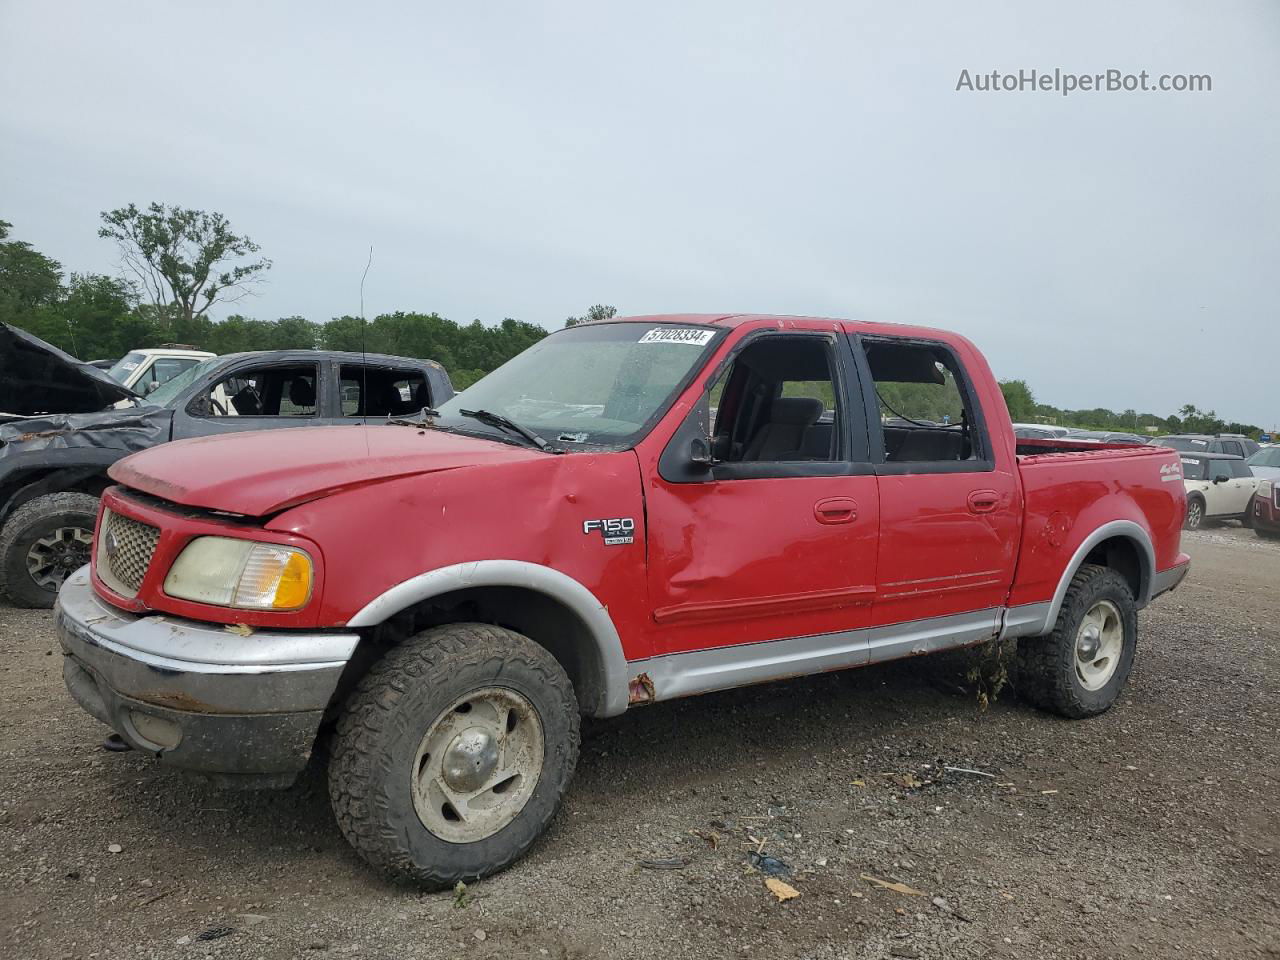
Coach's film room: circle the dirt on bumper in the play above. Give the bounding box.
[54,565,358,784]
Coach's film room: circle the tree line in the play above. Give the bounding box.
[0,207,1266,434]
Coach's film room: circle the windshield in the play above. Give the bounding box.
[1248,447,1280,468]
[1160,437,1209,451]
[434,322,722,448]
[145,357,220,408]
[106,352,146,384]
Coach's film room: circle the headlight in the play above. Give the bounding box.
[163,537,313,610]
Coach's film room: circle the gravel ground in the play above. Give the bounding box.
[2,524,1277,960]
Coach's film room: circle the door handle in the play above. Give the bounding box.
[814,497,857,524]
[967,489,1000,514]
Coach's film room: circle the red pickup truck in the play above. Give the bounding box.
[56,314,1189,886]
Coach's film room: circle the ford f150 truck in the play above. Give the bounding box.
[1,323,452,608]
[55,314,1190,887]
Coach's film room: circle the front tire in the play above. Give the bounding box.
[0,492,99,608]
[1183,495,1205,531]
[1017,564,1137,718]
[328,623,580,887]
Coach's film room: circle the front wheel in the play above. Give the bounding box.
[1183,496,1205,531]
[0,492,99,608]
[328,623,580,887]
[1017,564,1137,718]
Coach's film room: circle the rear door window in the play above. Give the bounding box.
[339,365,430,417]
[857,337,987,466]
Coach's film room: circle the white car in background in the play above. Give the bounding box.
[1246,445,1280,481]
[1180,452,1261,530]
[106,347,214,403]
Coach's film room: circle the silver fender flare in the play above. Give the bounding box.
[345,560,631,717]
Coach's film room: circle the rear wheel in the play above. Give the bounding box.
[328,623,580,887]
[1183,495,1205,531]
[0,493,99,608]
[1017,564,1137,718]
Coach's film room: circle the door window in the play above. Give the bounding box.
[1219,440,1243,457]
[709,336,846,465]
[196,364,319,418]
[1208,461,1233,483]
[339,365,430,417]
[858,338,987,466]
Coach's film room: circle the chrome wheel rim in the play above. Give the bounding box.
[1187,501,1202,528]
[26,526,93,590]
[1075,599,1124,691]
[410,686,544,843]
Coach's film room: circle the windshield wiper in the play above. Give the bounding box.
[458,408,554,451]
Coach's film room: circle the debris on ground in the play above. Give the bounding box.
[943,765,995,778]
[861,874,926,896]
[196,927,234,942]
[765,878,800,902]
[747,852,792,877]
[101,733,131,752]
[106,843,122,854]
[638,857,690,870]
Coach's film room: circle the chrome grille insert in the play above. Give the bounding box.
[95,508,160,598]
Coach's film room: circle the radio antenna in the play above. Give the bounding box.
[359,244,372,411]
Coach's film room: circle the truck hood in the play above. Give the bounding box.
[0,323,138,415]
[109,425,548,516]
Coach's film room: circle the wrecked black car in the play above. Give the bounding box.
[0,323,453,607]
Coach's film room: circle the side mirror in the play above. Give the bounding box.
[1212,475,1228,484]
[143,380,160,395]
[690,436,714,469]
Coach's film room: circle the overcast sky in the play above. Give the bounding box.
[2,1,1276,425]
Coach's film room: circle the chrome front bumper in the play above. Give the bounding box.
[56,566,358,784]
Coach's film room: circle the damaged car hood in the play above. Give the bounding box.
[109,425,548,516]
[0,406,173,457]
[0,323,138,415]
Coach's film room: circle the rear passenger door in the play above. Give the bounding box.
[849,334,1021,643]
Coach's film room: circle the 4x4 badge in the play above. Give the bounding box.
[582,518,635,545]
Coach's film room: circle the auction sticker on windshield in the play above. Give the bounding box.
[638,328,715,346]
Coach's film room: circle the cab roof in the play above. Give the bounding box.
[591,313,963,341]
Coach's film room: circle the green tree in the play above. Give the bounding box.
[0,219,64,330]
[98,203,272,337]
[564,304,618,327]
[998,379,1036,421]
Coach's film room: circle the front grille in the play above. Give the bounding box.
[96,508,160,598]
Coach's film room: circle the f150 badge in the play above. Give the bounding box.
[583,517,635,545]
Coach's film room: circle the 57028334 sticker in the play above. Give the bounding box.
[638,328,715,346]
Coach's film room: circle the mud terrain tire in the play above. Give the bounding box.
[329,623,580,887]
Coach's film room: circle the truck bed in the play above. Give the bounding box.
[1008,440,1186,610]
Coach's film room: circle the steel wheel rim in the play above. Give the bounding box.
[1075,599,1124,691]
[25,525,93,590]
[1187,501,1202,527]
[410,686,544,843]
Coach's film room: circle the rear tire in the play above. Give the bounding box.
[1183,495,1205,531]
[0,492,99,608]
[328,623,580,887]
[1017,564,1137,718]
